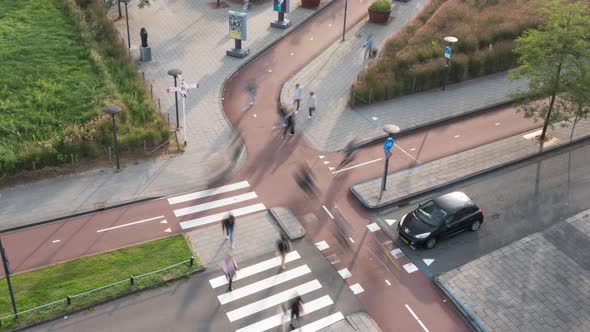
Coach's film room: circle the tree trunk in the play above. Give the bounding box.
[541,62,563,142]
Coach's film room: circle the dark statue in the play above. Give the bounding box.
[140,27,148,48]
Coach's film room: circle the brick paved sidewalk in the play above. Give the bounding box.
[438,209,590,332]
[352,117,590,208]
[0,0,332,229]
[280,0,527,152]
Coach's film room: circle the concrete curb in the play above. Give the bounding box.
[10,266,206,332]
[433,276,487,332]
[352,131,590,209]
[269,207,306,240]
[344,312,383,331]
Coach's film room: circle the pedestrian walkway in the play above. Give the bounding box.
[0,0,333,228]
[352,117,590,208]
[280,0,528,152]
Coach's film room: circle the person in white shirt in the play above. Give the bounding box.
[308,91,317,119]
[293,83,302,112]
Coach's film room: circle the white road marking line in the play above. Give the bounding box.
[310,36,314,40]
[338,268,352,279]
[322,205,334,219]
[293,312,345,332]
[394,145,422,164]
[423,259,435,266]
[405,304,430,332]
[268,68,272,72]
[410,148,416,151]
[332,158,382,175]
[328,23,332,27]
[319,155,325,159]
[173,191,258,217]
[385,280,391,286]
[314,241,329,251]
[168,181,250,205]
[253,114,257,118]
[179,203,266,230]
[323,161,330,165]
[236,295,334,332]
[454,134,461,138]
[226,280,322,322]
[403,262,419,273]
[96,215,164,233]
[495,122,501,126]
[52,240,61,244]
[209,251,301,288]
[164,228,171,233]
[219,265,311,304]
[390,248,405,259]
[385,219,397,226]
[160,220,168,224]
[290,52,294,56]
[350,283,364,295]
[366,223,381,232]
[348,237,355,243]
[328,167,335,171]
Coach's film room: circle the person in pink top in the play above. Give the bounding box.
[222,255,238,291]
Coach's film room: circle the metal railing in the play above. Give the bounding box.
[0,256,198,329]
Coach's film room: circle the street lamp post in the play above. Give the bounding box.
[379,124,400,200]
[167,69,183,130]
[104,106,122,170]
[341,0,348,42]
[442,36,458,91]
[123,0,131,51]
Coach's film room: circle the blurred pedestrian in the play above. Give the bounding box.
[242,0,250,12]
[337,137,361,169]
[295,164,318,198]
[362,34,374,60]
[276,234,291,270]
[289,296,304,329]
[293,83,302,113]
[307,91,316,119]
[222,255,238,292]
[222,213,236,248]
[283,110,295,138]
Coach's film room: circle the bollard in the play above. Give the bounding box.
[150,84,153,101]
[67,296,71,305]
[130,276,135,286]
[189,256,194,267]
[142,72,145,83]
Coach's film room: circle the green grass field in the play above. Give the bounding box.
[0,0,108,167]
[0,235,198,329]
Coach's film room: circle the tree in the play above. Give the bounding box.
[509,0,590,142]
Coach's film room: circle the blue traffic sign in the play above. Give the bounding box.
[384,137,394,152]
[444,46,452,59]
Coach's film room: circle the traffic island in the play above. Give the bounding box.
[351,116,590,209]
[270,207,306,240]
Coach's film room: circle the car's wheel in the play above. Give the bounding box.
[470,220,481,232]
[425,237,437,249]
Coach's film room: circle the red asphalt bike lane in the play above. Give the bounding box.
[0,0,542,331]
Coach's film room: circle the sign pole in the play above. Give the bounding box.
[379,138,395,200]
[0,238,18,319]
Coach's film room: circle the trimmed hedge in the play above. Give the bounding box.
[350,0,543,106]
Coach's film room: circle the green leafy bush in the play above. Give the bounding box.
[369,0,391,12]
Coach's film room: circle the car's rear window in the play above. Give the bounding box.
[415,201,448,227]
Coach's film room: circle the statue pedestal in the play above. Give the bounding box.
[140,46,152,62]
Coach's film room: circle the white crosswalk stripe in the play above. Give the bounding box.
[166,180,266,231]
[210,250,346,331]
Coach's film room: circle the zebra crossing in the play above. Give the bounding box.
[208,250,345,331]
[167,181,267,230]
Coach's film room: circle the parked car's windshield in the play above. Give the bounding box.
[415,201,448,227]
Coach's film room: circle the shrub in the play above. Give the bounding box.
[369,0,391,12]
[350,0,543,106]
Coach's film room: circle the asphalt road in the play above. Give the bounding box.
[28,239,363,332]
[380,139,590,275]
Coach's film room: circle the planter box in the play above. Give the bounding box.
[368,8,391,24]
[301,0,320,8]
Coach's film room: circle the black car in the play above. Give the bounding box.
[397,192,483,249]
